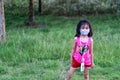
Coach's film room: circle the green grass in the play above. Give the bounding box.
[0,14,120,80]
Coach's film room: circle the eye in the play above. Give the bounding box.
[81,25,85,29]
[84,24,89,29]
[86,27,89,29]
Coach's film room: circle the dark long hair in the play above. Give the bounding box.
[75,20,93,37]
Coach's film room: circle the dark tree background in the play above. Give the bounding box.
[38,0,41,15]
[28,0,35,26]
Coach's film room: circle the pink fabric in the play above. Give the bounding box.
[73,37,92,65]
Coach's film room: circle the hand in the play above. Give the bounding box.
[91,63,95,68]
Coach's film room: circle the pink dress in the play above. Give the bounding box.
[73,37,92,66]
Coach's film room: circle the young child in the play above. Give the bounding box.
[65,20,95,80]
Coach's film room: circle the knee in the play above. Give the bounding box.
[68,70,74,77]
[84,71,88,76]
[65,71,73,80]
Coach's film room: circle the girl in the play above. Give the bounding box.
[65,20,95,80]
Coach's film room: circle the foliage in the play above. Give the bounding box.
[116,0,120,14]
[4,0,118,16]
[42,0,117,15]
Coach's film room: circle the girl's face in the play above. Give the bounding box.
[80,24,90,36]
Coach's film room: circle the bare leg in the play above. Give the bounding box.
[84,68,89,80]
[65,67,76,80]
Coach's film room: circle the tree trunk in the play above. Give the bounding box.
[38,0,41,16]
[0,0,6,42]
[28,0,35,25]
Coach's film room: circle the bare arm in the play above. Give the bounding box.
[90,38,95,67]
[70,37,77,60]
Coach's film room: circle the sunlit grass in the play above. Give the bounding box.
[0,15,120,80]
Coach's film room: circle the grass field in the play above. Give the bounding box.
[0,14,120,80]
